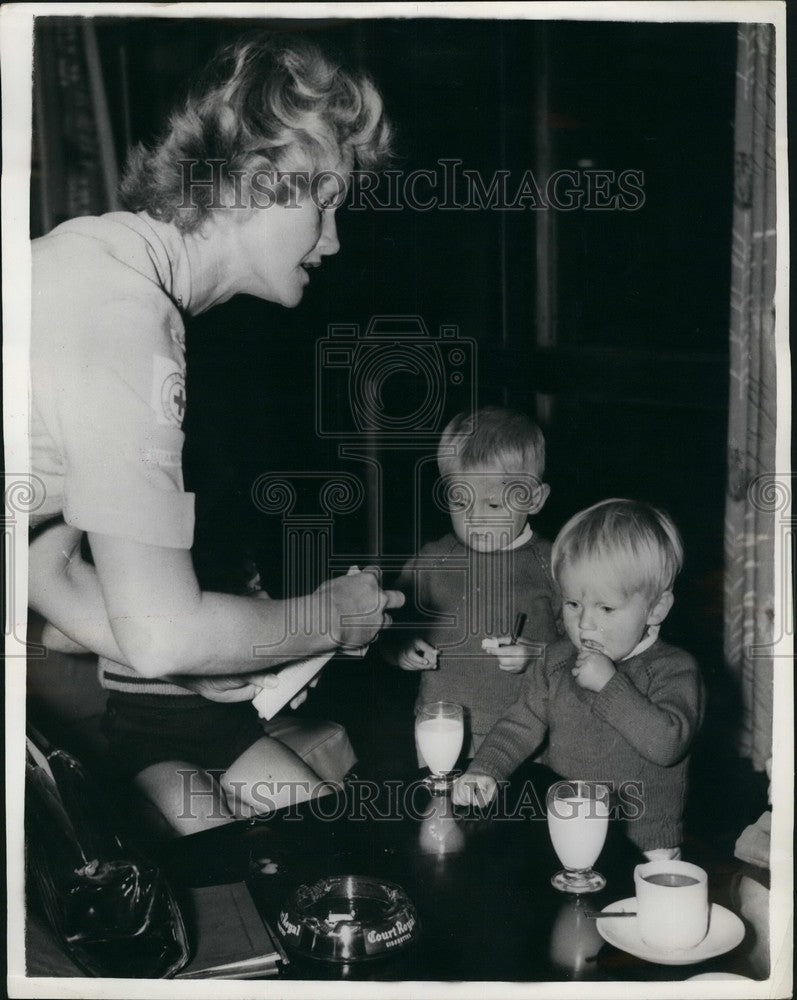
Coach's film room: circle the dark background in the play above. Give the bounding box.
[34,16,754,832]
[87,17,734,592]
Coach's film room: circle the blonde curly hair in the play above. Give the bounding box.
[120,32,392,232]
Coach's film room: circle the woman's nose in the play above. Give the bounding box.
[318,212,340,257]
[579,608,596,630]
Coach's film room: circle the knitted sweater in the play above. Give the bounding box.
[471,637,705,852]
[392,532,561,754]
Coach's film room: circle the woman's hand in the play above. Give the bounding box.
[452,771,498,808]
[397,638,439,671]
[176,674,269,703]
[285,674,321,711]
[181,671,314,710]
[198,670,320,711]
[319,566,405,650]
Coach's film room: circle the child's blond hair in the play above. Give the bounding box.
[437,407,546,477]
[552,499,683,602]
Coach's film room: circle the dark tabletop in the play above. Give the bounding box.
[158,765,759,983]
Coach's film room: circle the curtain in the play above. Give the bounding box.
[723,23,777,772]
[32,19,119,237]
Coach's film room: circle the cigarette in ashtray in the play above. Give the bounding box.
[326,912,356,925]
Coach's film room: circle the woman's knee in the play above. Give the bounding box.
[221,737,326,817]
[134,760,233,835]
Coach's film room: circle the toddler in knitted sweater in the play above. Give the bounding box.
[453,498,705,859]
[381,407,561,759]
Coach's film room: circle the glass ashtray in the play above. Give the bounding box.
[277,875,419,962]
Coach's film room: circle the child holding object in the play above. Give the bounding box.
[453,499,705,860]
[381,407,561,759]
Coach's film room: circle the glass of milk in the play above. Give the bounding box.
[546,781,610,893]
[415,702,464,794]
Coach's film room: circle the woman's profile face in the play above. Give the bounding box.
[230,154,353,308]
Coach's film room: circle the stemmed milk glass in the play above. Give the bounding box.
[546,781,610,893]
[415,702,464,794]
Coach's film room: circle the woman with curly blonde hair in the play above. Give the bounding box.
[120,33,390,234]
[28,32,402,832]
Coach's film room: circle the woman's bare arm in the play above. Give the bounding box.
[29,521,128,660]
[28,521,403,678]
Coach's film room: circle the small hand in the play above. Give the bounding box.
[452,771,498,808]
[483,635,533,674]
[397,638,439,671]
[572,647,616,692]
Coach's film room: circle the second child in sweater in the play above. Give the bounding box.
[453,498,705,858]
[381,407,561,758]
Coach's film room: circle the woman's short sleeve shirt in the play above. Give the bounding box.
[30,213,195,548]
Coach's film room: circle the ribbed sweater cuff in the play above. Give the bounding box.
[627,818,683,853]
[470,743,523,782]
[592,670,642,729]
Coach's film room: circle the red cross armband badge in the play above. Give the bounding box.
[151,354,187,427]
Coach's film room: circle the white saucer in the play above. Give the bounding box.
[686,973,754,981]
[596,898,745,966]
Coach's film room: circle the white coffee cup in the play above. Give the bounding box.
[633,860,709,950]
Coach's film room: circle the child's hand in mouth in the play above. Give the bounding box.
[572,640,615,692]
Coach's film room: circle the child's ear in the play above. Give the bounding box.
[527,482,551,515]
[647,590,674,626]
